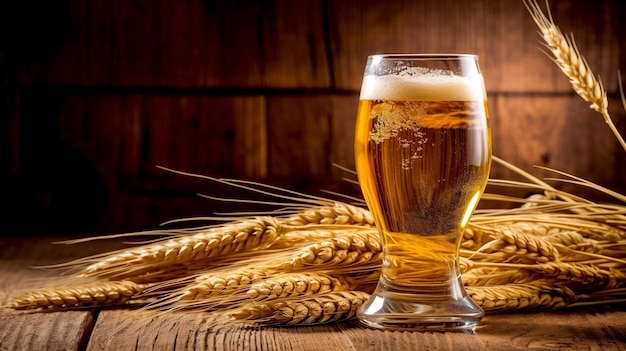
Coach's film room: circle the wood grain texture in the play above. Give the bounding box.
[41,94,266,180]
[490,94,626,198]
[0,307,94,351]
[87,311,363,351]
[11,0,624,91]
[476,309,626,350]
[267,95,332,180]
[12,0,330,88]
[329,94,359,178]
[10,93,267,234]
[87,310,492,351]
[329,0,625,93]
[2,0,625,236]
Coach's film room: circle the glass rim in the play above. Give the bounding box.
[368,54,478,60]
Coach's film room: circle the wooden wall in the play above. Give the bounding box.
[1,0,625,236]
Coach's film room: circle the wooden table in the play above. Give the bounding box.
[1,237,625,351]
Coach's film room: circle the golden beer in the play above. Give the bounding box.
[355,55,491,330]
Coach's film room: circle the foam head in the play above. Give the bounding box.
[360,67,485,101]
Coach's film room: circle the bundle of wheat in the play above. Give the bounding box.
[8,161,625,325]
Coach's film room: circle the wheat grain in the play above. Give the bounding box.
[10,281,144,310]
[247,273,355,301]
[230,291,370,325]
[461,225,493,251]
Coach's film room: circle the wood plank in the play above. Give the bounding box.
[325,94,364,200]
[85,307,626,350]
[86,311,365,351]
[87,310,488,350]
[335,322,486,350]
[328,0,516,91]
[0,305,94,351]
[475,308,626,350]
[17,93,268,181]
[9,0,625,91]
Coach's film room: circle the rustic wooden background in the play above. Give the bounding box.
[1,0,625,237]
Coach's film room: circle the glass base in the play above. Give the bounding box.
[357,292,484,331]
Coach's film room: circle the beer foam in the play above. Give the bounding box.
[359,68,485,101]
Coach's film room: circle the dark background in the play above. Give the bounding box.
[1,0,625,237]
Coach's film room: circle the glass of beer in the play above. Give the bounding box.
[354,54,491,331]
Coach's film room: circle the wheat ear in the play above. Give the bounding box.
[247,273,355,301]
[80,216,282,279]
[524,0,626,151]
[466,282,573,312]
[276,229,383,272]
[10,281,145,310]
[180,269,269,301]
[280,203,375,227]
[229,291,369,325]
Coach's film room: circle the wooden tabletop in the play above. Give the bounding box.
[1,237,625,351]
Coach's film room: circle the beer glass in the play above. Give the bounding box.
[354,54,491,330]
